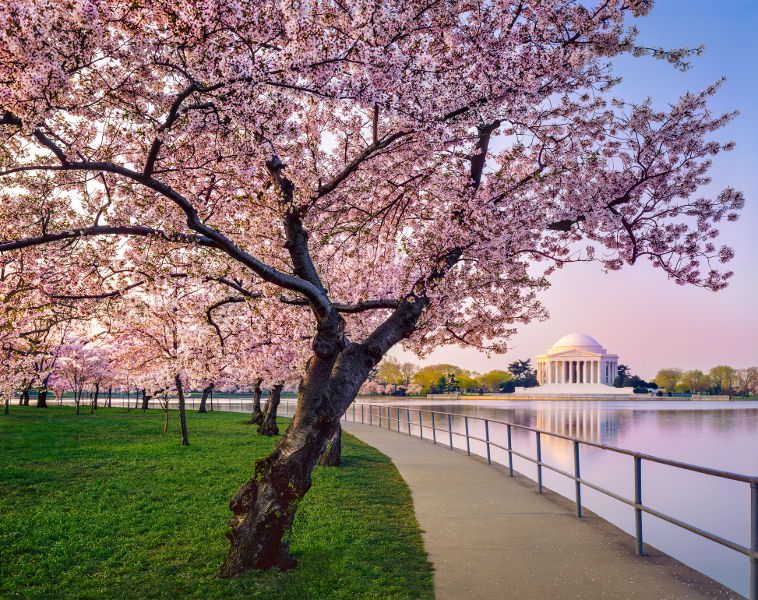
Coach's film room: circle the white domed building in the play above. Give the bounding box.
[530,334,628,395]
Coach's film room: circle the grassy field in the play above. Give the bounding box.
[0,406,434,600]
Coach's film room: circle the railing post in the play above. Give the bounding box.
[750,479,757,600]
[465,416,470,456]
[431,413,436,444]
[507,424,513,477]
[635,455,643,556]
[485,420,491,465]
[448,414,453,449]
[407,409,411,436]
[536,431,543,494]
[419,411,423,440]
[574,440,582,518]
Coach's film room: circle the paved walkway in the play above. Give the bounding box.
[342,421,743,600]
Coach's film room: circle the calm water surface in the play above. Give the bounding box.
[366,399,758,597]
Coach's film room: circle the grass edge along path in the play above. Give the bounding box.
[0,406,434,600]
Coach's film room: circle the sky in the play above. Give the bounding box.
[388,0,758,381]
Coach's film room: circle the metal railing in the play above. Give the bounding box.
[344,402,758,600]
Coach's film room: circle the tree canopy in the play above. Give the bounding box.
[0,0,744,576]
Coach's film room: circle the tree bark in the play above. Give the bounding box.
[107,387,112,408]
[22,388,30,406]
[4,395,9,414]
[75,389,81,415]
[258,384,283,437]
[163,396,169,432]
[175,375,190,446]
[247,378,264,425]
[199,383,214,413]
[36,389,48,408]
[317,422,341,467]
[93,383,100,410]
[219,298,424,577]
[142,389,150,412]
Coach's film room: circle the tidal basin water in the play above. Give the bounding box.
[365,398,758,597]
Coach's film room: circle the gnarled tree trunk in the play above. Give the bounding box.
[199,383,214,413]
[247,378,264,425]
[258,384,283,437]
[142,389,150,412]
[107,387,112,408]
[93,383,100,410]
[317,422,341,467]
[36,389,48,408]
[175,375,190,446]
[22,388,30,406]
[219,298,424,577]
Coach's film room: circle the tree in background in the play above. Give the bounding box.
[613,364,630,387]
[735,368,758,398]
[652,368,684,393]
[709,366,737,397]
[677,369,710,394]
[398,363,419,386]
[508,360,538,388]
[479,371,512,392]
[376,357,403,384]
[413,365,470,394]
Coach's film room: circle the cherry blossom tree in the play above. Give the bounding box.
[0,0,744,575]
[54,337,110,415]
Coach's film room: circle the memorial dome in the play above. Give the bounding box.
[548,333,605,355]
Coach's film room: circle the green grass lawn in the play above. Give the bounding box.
[0,406,434,600]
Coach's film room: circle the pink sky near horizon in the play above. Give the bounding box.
[389,1,758,381]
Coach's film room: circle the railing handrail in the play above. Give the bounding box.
[347,400,758,600]
[360,402,758,484]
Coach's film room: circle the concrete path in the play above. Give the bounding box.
[342,421,743,600]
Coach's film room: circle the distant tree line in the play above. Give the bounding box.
[651,366,758,397]
[362,357,538,395]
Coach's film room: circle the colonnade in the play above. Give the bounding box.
[536,359,618,385]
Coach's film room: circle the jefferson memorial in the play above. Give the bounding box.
[528,333,628,395]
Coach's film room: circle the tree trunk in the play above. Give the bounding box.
[107,387,112,408]
[317,422,342,467]
[93,384,100,410]
[218,297,425,577]
[163,396,170,432]
[199,383,214,413]
[134,388,140,410]
[22,389,30,406]
[257,384,283,437]
[90,391,94,414]
[4,395,9,414]
[175,375,190,446]
[142,389,150,412]
[37,389,48,408]
[75,389,81,415]
[247,378,264,425]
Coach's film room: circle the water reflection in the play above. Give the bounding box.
[370,398,758,598]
